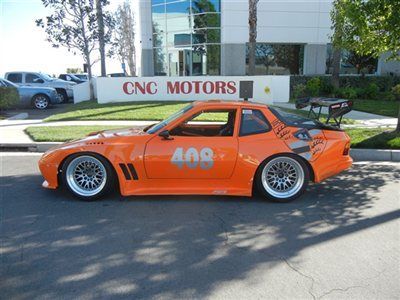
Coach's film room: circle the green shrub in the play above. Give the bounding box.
[290,75,400,98]
[363,83,380,99]
[337,87,358,99]
[293,84,307,99]
[320,81,335,96]
[0,87,19,109]
[306,77,321,96]
[392,84,400,101]
[380,91,396,101]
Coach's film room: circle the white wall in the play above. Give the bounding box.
[95,76,289,104]
[72,78,97,103]
[221,0,332,44]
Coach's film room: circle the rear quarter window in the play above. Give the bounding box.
[240,109,271,136]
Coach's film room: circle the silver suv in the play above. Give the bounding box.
[4,71,76,103]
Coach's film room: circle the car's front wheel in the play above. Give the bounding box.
[62,154,114,201]
[32,94,49,109]
[56,89,68,103]
[256,155,309,203]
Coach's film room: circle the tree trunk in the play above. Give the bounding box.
[248,0,259,76]
[85,53,94,101]
[96,0,106,77]
[396,104,400,133]
[127,41,136,76]
[331,47,341,88]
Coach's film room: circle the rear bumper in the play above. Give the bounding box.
[314,155,353,183]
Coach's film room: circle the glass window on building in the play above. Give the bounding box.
[151,0,221,76]
[245,43,304,75]
[325,44,378,74]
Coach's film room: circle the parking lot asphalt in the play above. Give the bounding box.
[1,153,399,299]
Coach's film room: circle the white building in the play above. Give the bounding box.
[132,0,399,77]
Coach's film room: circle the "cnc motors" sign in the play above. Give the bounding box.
[95,76,290,104]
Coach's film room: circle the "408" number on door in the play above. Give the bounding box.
[171,147,214,169]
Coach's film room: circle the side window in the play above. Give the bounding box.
[7,73,22,83]
[26,73,42,83]
[170,109,236,137]
[240,109,271,136]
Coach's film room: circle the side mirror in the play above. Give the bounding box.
[158,130,173,140]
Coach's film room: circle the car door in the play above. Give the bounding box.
[144,108,239,179]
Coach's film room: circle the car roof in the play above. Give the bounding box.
[193,100,268,108]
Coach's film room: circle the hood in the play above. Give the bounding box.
[87,126,149,138]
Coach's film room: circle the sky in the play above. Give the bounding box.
[0,0,124,77]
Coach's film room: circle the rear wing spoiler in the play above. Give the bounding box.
[295,97,353,127]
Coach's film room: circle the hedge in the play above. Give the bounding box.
[290,75,400,98]
[0,87,19,109]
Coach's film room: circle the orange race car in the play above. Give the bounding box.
[39,100,352,202]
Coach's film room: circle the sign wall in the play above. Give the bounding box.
[95,76,290,104]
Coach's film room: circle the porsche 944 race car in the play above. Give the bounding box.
[39,100,352,202]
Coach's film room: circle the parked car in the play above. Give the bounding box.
[0,78,61,109]
[107,73,126,77]
[58,73,85,84]
[4,71,76,103]
[38,100,352,201]
[73,73,89,81]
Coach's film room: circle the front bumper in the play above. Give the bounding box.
[50,92,62,104]
[39,156,59,189]
[66,88,74,98]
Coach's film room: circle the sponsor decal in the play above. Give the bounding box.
[271,118,291,140]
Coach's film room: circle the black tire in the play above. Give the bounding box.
[32,94,50,109]
[61,153,115,201]
[56,89,68,103]
[255,154,309,203]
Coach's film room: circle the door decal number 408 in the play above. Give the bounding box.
[171,147,214,169]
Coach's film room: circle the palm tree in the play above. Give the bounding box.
[96,0,106,76]
[248,0,259,75]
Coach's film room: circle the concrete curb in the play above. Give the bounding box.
[1,142,399,162]
[0,142,61,152]
[350,149,400,162]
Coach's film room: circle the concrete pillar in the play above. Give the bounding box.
[134,0,154,76]
[303,44,327,75]
[221,44,246,76]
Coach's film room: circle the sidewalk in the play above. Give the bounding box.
[0,118,156,144]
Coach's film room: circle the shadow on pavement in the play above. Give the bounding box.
[1,163,399,298]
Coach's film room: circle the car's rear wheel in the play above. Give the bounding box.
[62,154,114,201]
[32,94,49,109]
[256,155,309,203]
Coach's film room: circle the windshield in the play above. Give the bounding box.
[69,74,81,81]
[41,73,54,81]
[147,103,194,134]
